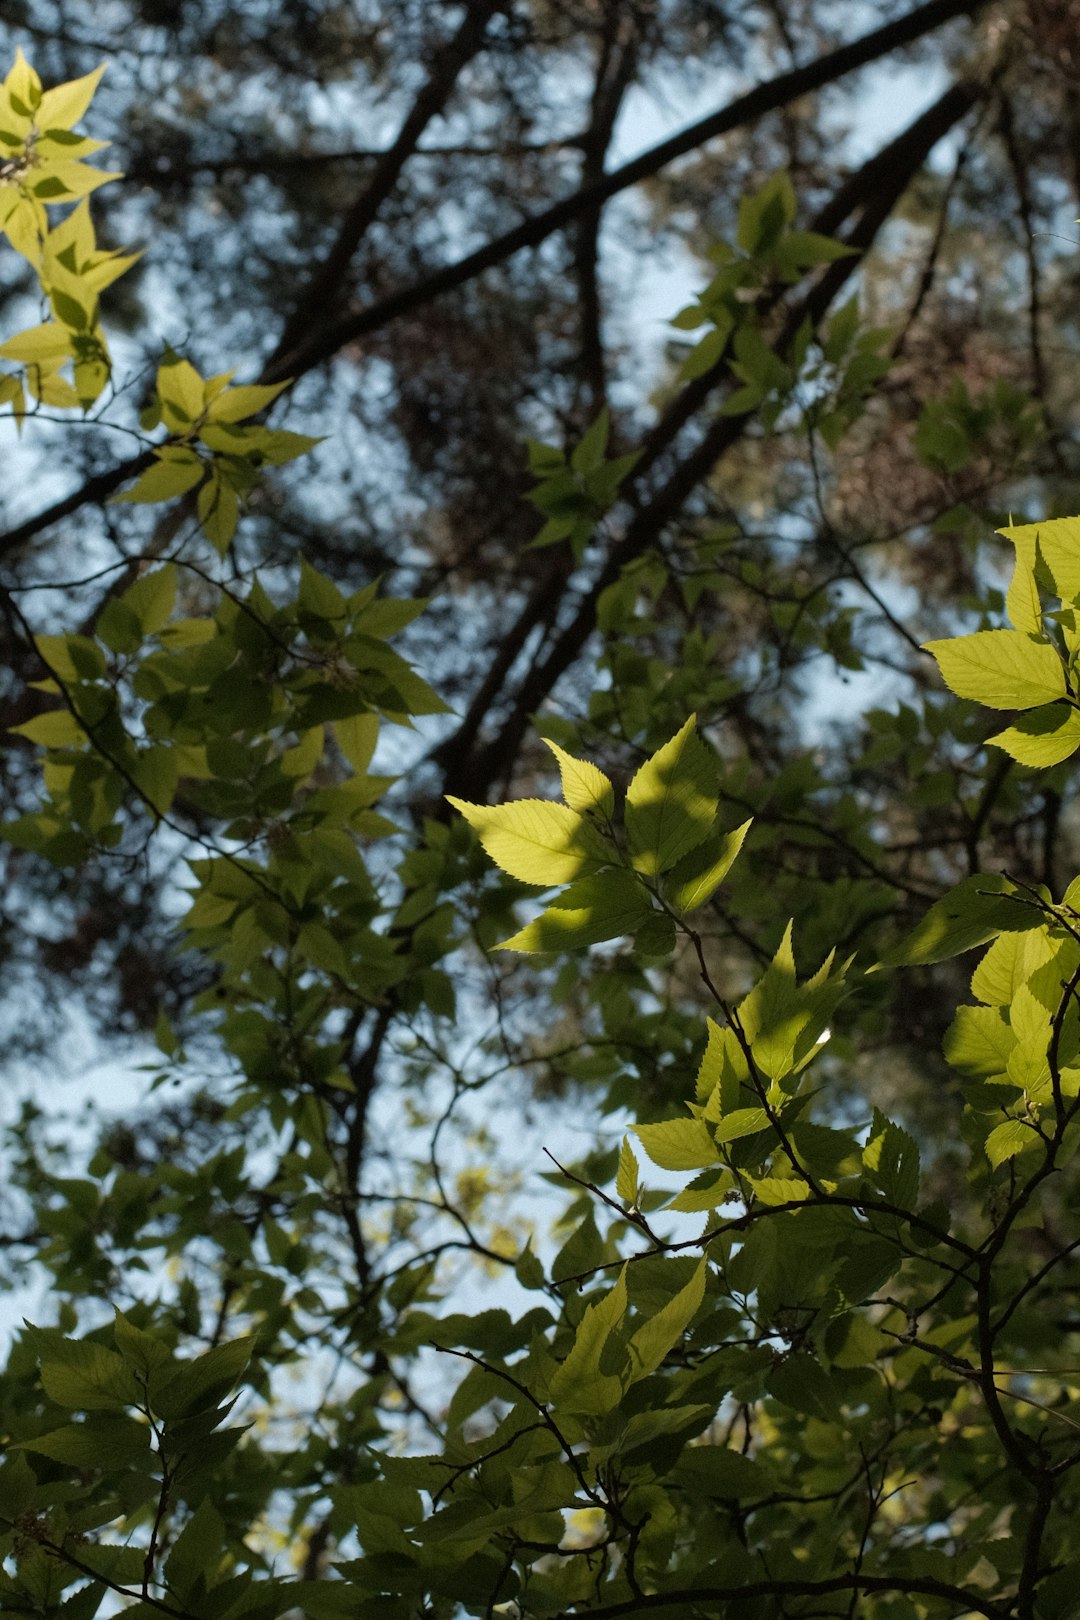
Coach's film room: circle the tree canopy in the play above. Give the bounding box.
[2,5,1080,1618]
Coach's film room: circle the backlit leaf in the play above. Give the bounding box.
[987,705,1080,767]
[625,716,718,876]
[549,1267,627,1416]
[999,516,1080,601]
[884,874,1037,967]
[665,817,751,911]
[635,1117,718,1171]
[626,1257,706,1381]
[496,869,652,951]
[447,797,607,886]
[924,629,1064,711]
[543,738,614,816]
[985,1118,1038,1168]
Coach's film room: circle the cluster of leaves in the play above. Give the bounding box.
[450,717,750,955]
[0,53,314,547]
[9,45,1080,1620]
[927,516,1080,767]
[526,409,641,558]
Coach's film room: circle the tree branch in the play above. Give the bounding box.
[0,0,986,563]
[262,0,506,378]
[441,78,983,802]
[264,0,987,380]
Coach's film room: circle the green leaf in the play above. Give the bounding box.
[131,745,179,815]
[626,1257,706,1381]
[198,476,239,551]
[616,1137,640,1206]
[776,229,853,268]
[737,924,843,1081]
[515,1245,545,1290]
[156,354,205,426]
[923,629,1064,711]
[665,817,751,911]
[971,927,1051,1008]
[335,712,379,774]
[113,1311,173,1378]
[884,874,1037,967]
[543,738,614,815]
[36,65,105,132]
[767,1352,841,1420]
[496,869,652,951]
[97,596,142,654]
[987,705,1080,767]
[744,1175,809,1205]
[151,1335,252,1420]
[737,171,796,254]
[258,428,322,463]
[625,715,718,876]
[1006,548,1042,634]
[207,380,288,423]
[0,1453,36,1521]
[10,707,85,747]
[112,453,204,505]
[549,1267,627,1416]
[570,406,610,474]
[712,1106,771,1145]
[673,1444,768,1500]
[863,1118,920,1207]
[668,1171,733,1211]
[122,564,176,635]
[281,724,324,778]
[20,1419,150,1468]
[0,322,72,363]
[38,1341,142,1410]
[943,1004,1015,1077]
[447,797,607,886]
[165,1499,226,1602]
[985,1117,1039,1168]
[999,516,1080,601]
[635,1117,718,1171]
[695,1016,749,1106]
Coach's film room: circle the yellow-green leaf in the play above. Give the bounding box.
[924,630,1064,711]
[985,1118,1039,1169]
[999,516,1080,602]
[543,738,614,816]
[496,869,652,951]
[666,817,751,911]
[0,322,71,364]
[549,1267,627,1417]
[281,725,324,779]
[884,873,1035,967]
[335,713,379,774]
[447,797,606,886]
[156,355,206,427]
[625,715,718,875]
[635,1117,718,1171]
[207,381,289,423]
[1006,549,1041,635]
[944,1001,1015,1077]
[36,65,105,132]
[122,564,176,634]
[198,478,239,552]
[616,1138,640,1206]
[11,708,85,747]
[626,1258,706,1381]
[29,160,121,200]
[112,455,204,505]
[987,705,1080,767]
[6,49,41,115]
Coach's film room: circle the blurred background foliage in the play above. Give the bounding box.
[1,0,1079,1477]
